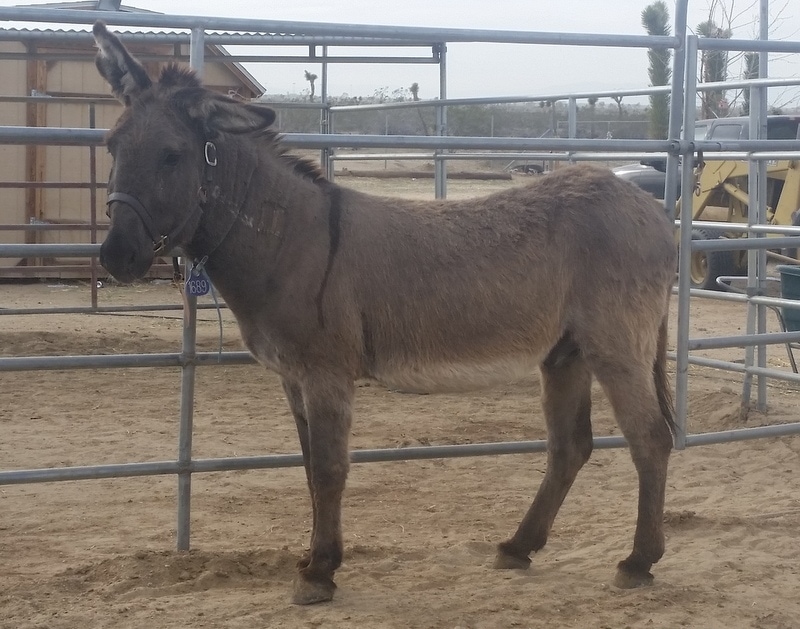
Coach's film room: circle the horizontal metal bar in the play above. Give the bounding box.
[688,330,800,351]
[333,152,435,161]
[0,352,184,371]
[332,151,671,163]
[691,222,800,236]
[674,353,800,384]
[0,223,107,231]
[195,351,256,366]
[0,436,627,485]
[697,152,800,161]
[4,419,798,486]
[684,422,800,445]
[0,95,117,105]
[0,243,100,257]
[691,236,800,251]
[0,265,100,274]
[0,8,679,49]
[0,303,223,316]
[0,460,180,485]
[0,51,437,64]
[0,126,105,146]
[694,139,800,152]
[0,350,255,372]
[331,78,800,112]
[0,126,679,153]
[3,126,794,156]
[686,288,800,312]
[0,181,107,189]
[698,38,800,53]
[288,134,679,153]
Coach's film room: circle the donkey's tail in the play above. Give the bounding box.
[654,310,677,439]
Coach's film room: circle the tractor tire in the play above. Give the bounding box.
[689,228,738,291]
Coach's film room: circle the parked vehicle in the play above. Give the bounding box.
[614,115,800,290]
[681,115,800,290]
[612,162,679,201]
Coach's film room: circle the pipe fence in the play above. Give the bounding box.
[2,0,800,553]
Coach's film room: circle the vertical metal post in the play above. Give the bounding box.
[567,96,577,163]
[320,46,334,181]
[664,0,688,221]
[434,43,447,199]
[88,102,98,309]
[667,0,688,446]
[742,2,770,413]
[675,33,699,450]
[755,0,769,410]
[175,26,205,552]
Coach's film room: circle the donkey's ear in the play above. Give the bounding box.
[185,94,277,135]
[93,21,152,105]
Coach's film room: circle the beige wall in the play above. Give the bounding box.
[0,42,28,266]
[0,39,258,274]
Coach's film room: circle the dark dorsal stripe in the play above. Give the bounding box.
[315,185,343,328]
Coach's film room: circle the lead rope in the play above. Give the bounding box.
[188,255,224,363]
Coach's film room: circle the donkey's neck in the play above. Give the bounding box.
[186,135,332,314]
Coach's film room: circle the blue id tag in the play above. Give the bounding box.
[185,266,211,296]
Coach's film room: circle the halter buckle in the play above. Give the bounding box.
[153,235,168,254]
[204,141,218,167]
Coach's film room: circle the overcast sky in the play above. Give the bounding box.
[1,0,797,105]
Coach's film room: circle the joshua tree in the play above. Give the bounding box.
[741,51,759,115]
[304,70,318,102]
[587,96,598,138]
[611,95,625,119]
[697,19,732,118]
[641,1,672,139]
[409,82,429,135]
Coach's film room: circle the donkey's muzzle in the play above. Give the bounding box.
[100,225,154,284]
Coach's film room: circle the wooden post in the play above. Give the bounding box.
[24,43,47,251]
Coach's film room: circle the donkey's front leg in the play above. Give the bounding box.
[290,374,354,605]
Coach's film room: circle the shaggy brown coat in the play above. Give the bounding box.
[93,21,677,605]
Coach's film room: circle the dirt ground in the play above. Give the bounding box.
[2,174,800,628]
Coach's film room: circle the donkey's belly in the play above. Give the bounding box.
[374,354,542,394]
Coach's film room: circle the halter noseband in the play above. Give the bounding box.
[106,141,217,255]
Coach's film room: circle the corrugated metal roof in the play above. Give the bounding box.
[13,2,157,13]
[0,26,268,96]
[0,27,430,47]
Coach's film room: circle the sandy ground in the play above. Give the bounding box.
[2,175,800,628]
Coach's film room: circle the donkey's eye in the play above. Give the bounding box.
[163,152,181,167]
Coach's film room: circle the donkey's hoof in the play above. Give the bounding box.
[492,551,531,570]
[613,562,655,589]
[291,575,336,605]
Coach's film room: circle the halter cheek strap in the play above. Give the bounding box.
[106,141,217,255]
[106,191,201,255]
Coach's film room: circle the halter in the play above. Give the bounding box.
[106,141,218,255]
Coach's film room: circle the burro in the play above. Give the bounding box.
[93,20,677,606]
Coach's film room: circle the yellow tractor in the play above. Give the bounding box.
[681,115,800,290]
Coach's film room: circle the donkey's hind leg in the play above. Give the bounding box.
[494,335,593,569]
[591,359,673,588]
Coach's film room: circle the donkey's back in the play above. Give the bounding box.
[334,164,675,393]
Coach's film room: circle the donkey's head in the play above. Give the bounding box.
[93,21,276,282]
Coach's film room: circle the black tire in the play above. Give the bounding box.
[689,228,738,290]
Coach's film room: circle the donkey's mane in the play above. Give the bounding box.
[258,129,328,184]
[159,63,201,89]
